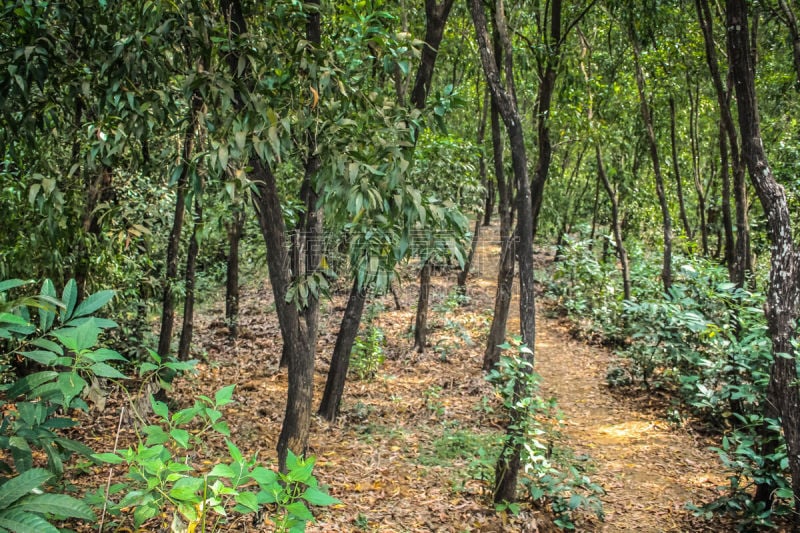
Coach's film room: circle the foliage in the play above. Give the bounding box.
[91,385,339,532]
[488,339,604,528]
[349,303,386,381]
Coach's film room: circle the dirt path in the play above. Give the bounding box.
[535,314,726,531]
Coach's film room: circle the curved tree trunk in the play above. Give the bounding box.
[728,1,800,519]
[596,145,631,301]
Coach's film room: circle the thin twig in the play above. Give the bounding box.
[99,406,125,533]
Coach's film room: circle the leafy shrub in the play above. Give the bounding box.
[91,385,339,532]
[488,339,604,528]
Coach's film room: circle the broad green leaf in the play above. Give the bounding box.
[0,469,52,510]
[15,493,96,520]
[150,396,169,420]
[170,428,190,449]
[92,453,124,465]
[89,362,128,379]
[72,290,115,318]
[6,372,58,399]
[207,464,236,479]
[285,501,314,521]
[168,477,204,501]
[301,486,339,506]
[61,280,77,320]
[0,508,59,533]
[17,350,57,366]
[29,338,62,356]
[214,384,235,407]
[234,491,259,512]
[0,279,31,294]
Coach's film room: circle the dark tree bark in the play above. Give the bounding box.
[688,82,708,254]
[728,0,800,519]
[596,145,631,300]
[178,190,202,361]
[778,0,800,88]
[483,179,495,226]
[318,0,455,421]
[407,0,455,352]
[719,122,736,279]
[157,89,202,358]
[459,86,490,291]
[629,25,673,294]
[318,278,367,421]
[695,0,752,286]
[225,208,244,340]
[413,259,433,353]
[221,0,316,471]
[482,38,515,372]
[669,96,692,239]
[469,0,536,504]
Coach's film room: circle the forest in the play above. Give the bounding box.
[2,0,800,531]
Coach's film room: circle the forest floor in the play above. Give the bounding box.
[73,226,736,532]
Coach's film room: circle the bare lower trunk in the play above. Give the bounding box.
[413,260,432,353]
[318,278,367,421]
[158,91,202,358]
[458,217,482,291]
[178,192,202,361]
[226,209,244,340]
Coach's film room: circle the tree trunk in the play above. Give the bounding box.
[459,85,489,291]
[695,0,752,286]
[221,0,315,471]
[178,191,202,361]
[778,0,800,88]
[318,278,367,421]
[483,179,495,226]
[470,0,538,504]
[688,82,708,255]
[630,25,672,294]
[413,259,432,353]
[728,0,800,519]
[719,122,736,279]
[669,96,692,239]
[225,208,244,340]
[596,145,631,301]
[157,90,202,358]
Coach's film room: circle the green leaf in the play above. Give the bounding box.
[6,372,58,399]
[61,280,77,320]
[38,280,56,332]
[0,469,52,510]
[285,501,314,521]
[86,348,127,363]
[89,362,128,379]
[15,493,96,520]
[0,314,29,327]
[72,290,115,318]
[92,453,124,465]
[17,350,57,366]
[234,491,259,512]
[207,464,236,479]
[29,338,62,356]
[301,486,339,506]
[214,384,236,407]
[0,279,31,294]
[133,501,157,528]
[168,477,204,501]
[0,508,59,533]
[170,428,190,449]
[56,372,87,408]
[150,396,169,420]
[249,466,277,487]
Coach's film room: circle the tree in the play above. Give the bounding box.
[727,0,800,519]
